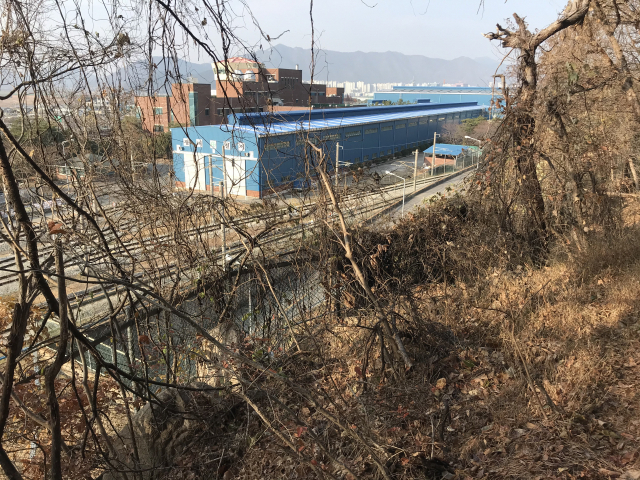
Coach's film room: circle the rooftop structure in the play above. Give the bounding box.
[229,102,481,135]
[213,57,263,81]
[424,144,480,156]
[373,86,502,111]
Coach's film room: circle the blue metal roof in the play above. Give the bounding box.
[424,144,479,156]
[392,86,494,93]
[225,104,483,137]
[233,101,476,126]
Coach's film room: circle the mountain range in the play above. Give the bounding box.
[256,45,500,86]
[147,44,501,88]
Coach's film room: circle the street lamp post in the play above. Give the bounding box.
[464,136,483,168]
[413,149,419,192]
[336,159,352,192]
[386,170,406,218]
[335,143,344,188]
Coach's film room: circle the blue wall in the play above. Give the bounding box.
[171,125,260,194]
[254,107,482,178]
[258,133,301,191]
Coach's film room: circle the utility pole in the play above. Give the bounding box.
[492,74,506,116]
[490,78,495,120]
[401,177,406,217]
[432,132,437,177]
[208,155,216,226]
[222,144,228,197]
[335,142,340,188]
[221,144,228,271]
[413,149,418,192]
[220,181,227,271]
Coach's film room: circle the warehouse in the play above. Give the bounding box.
[373,86,499,109]
[171,101,484,198]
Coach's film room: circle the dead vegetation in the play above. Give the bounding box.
[124,194,640,480]
[3,1,640,479]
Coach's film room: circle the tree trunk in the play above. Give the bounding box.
[0,303,29,480]
[45,240,69,480]
[484,2,591,247]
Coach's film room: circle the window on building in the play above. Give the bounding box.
[387,150,392,155]
[323,133,340,141]
[153,125,164,132]
[381,125,393,132]
[365,128,378,135]
[205,108,210,116]
[154,107,163,115]
[396,124,406,129]
[265,140,291,151]
[372,153,377,159]
[345,130,361,139]
[364,155,369,162]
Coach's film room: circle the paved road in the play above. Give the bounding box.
[387,168,476,220]
[365,152,426,179]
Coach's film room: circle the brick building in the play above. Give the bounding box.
[135,58,344,132]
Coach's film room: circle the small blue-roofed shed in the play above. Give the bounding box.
[424,144,479,156]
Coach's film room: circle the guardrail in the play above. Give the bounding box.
[362,164,477,225]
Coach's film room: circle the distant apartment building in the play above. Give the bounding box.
[135,57,344,132]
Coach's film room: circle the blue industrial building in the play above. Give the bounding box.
[171,101,484,198]
[373,86,499,109]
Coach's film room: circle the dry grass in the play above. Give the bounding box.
[410,215,640,478]
[150,200,640,480]
[224,234,640,478]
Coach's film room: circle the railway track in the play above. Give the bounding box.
[0,170,452,306]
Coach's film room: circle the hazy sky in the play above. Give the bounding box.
[243,0,568,60]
